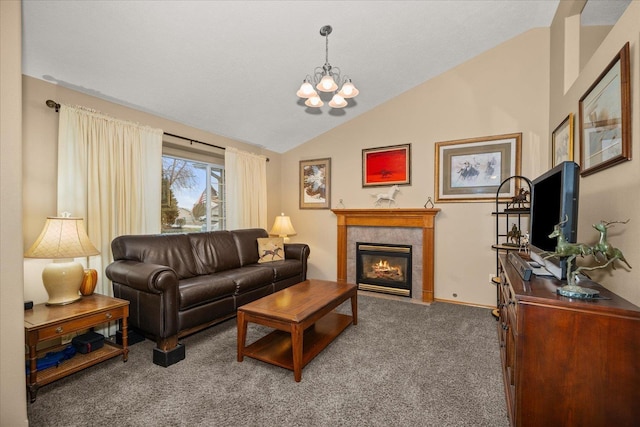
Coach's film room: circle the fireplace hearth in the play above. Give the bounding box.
[356,242,412,297]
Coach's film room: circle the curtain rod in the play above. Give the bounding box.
[45,100,268,161]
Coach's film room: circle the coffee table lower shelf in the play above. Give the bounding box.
[242,312,352,371]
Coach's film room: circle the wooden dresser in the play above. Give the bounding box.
[497,254,640,426]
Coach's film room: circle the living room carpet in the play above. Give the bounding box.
[27,294,508,426]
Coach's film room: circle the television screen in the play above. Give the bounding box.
[528,161,580,279]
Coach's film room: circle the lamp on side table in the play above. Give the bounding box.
[24,214,100,305]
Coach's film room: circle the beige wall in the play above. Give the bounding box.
[21,76,282,303]
[282,28,551,307]
[1,1,29,424]
[549,1,640,305]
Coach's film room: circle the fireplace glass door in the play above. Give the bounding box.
[356,243,412,297]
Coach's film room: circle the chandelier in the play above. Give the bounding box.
[296,25,359,109]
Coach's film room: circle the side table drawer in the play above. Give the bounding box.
[36,307,127,340]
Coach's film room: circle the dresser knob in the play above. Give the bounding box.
[56,327,63,333]
[105,313,113,320]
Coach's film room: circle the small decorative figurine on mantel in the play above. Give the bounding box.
[371,185,400,208]
[546,217,631,299]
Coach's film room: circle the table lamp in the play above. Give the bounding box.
[24,215,100,305]
[269,213,296,243]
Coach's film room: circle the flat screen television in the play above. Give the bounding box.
[528,161,580,280]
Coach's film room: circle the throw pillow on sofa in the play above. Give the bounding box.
[257,237,285,263]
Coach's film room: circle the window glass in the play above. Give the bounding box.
[161,155,225,233]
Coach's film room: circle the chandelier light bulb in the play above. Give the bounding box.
[329,94,347,108]
[296,81,316,98]
[317,75,338,92]
[305,96,324,107]
[338,80,359,98]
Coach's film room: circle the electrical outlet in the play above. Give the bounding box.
[61,333,74,344]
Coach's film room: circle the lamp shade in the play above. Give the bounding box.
[270,213,296,237]
[329,94,347,108]
[296,80,317,98]
[25,216,100,259]
[305,96,324,108]
[338,80,359,98]
[317,74,338,92]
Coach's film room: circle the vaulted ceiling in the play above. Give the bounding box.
[22,1,629,153]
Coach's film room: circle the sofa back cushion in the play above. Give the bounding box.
[232,228,268,266]
[111,234,199,279]
[188,231,242,274]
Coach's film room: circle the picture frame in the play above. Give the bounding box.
[299,158,331,209]
[435,133,521,203]
[551,113,574,167]
[362,144,411,187]
[579,42,631,177]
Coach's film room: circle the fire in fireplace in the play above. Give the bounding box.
[356,242,412,297]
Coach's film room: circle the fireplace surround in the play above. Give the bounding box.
[332,208,440,303]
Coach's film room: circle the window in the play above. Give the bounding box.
[161,155,225,233]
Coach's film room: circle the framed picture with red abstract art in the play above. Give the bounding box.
[362,144,411,187]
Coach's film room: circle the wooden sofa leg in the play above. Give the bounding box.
[153,336,185,367]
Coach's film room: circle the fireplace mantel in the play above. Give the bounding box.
[332,208,440,303]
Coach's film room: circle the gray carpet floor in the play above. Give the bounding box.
[27,294,508,426]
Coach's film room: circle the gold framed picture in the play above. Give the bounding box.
[552,113,574,167]
[299,158,331,209]
[435,133,521,203]
[579,42,631,176]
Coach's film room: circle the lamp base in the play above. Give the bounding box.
[42,260,84,305]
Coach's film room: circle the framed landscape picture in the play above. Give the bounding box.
[579,42,631,176]
[435,133,521,203]
[551,113,574,167]
[299,158,331,209]
[362,144,411,187]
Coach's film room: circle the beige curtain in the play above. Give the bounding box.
[57,104,163,297]
[224,146,267,230]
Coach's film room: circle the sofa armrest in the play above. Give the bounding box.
[105,260,179,294]
[284,243,310,261]
[285,243,310,280]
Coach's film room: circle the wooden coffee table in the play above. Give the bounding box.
[237,279,357,381]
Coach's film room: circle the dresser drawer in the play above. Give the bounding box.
[35,307,127,340]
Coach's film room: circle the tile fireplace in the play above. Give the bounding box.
[332,208,440,303]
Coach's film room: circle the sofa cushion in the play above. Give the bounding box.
[188,231,241,274]
[257,237,285,263]
[232,228,268,266]
[111,234,199,279]
[178,274,237,310]
[249,260,302,281]
[216,267,274,295]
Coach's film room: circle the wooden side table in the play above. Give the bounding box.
[24,294,129,402]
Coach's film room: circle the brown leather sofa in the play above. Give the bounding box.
[105,228,310,366]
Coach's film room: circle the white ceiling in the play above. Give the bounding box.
[21,1,629,153]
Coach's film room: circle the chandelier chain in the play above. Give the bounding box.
[325,32,330,68]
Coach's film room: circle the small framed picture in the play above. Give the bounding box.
[362,144,411,187]
[551,113,574,167]
[579,42,631,176]
[435,133,521,203]
[299,158,331,209]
